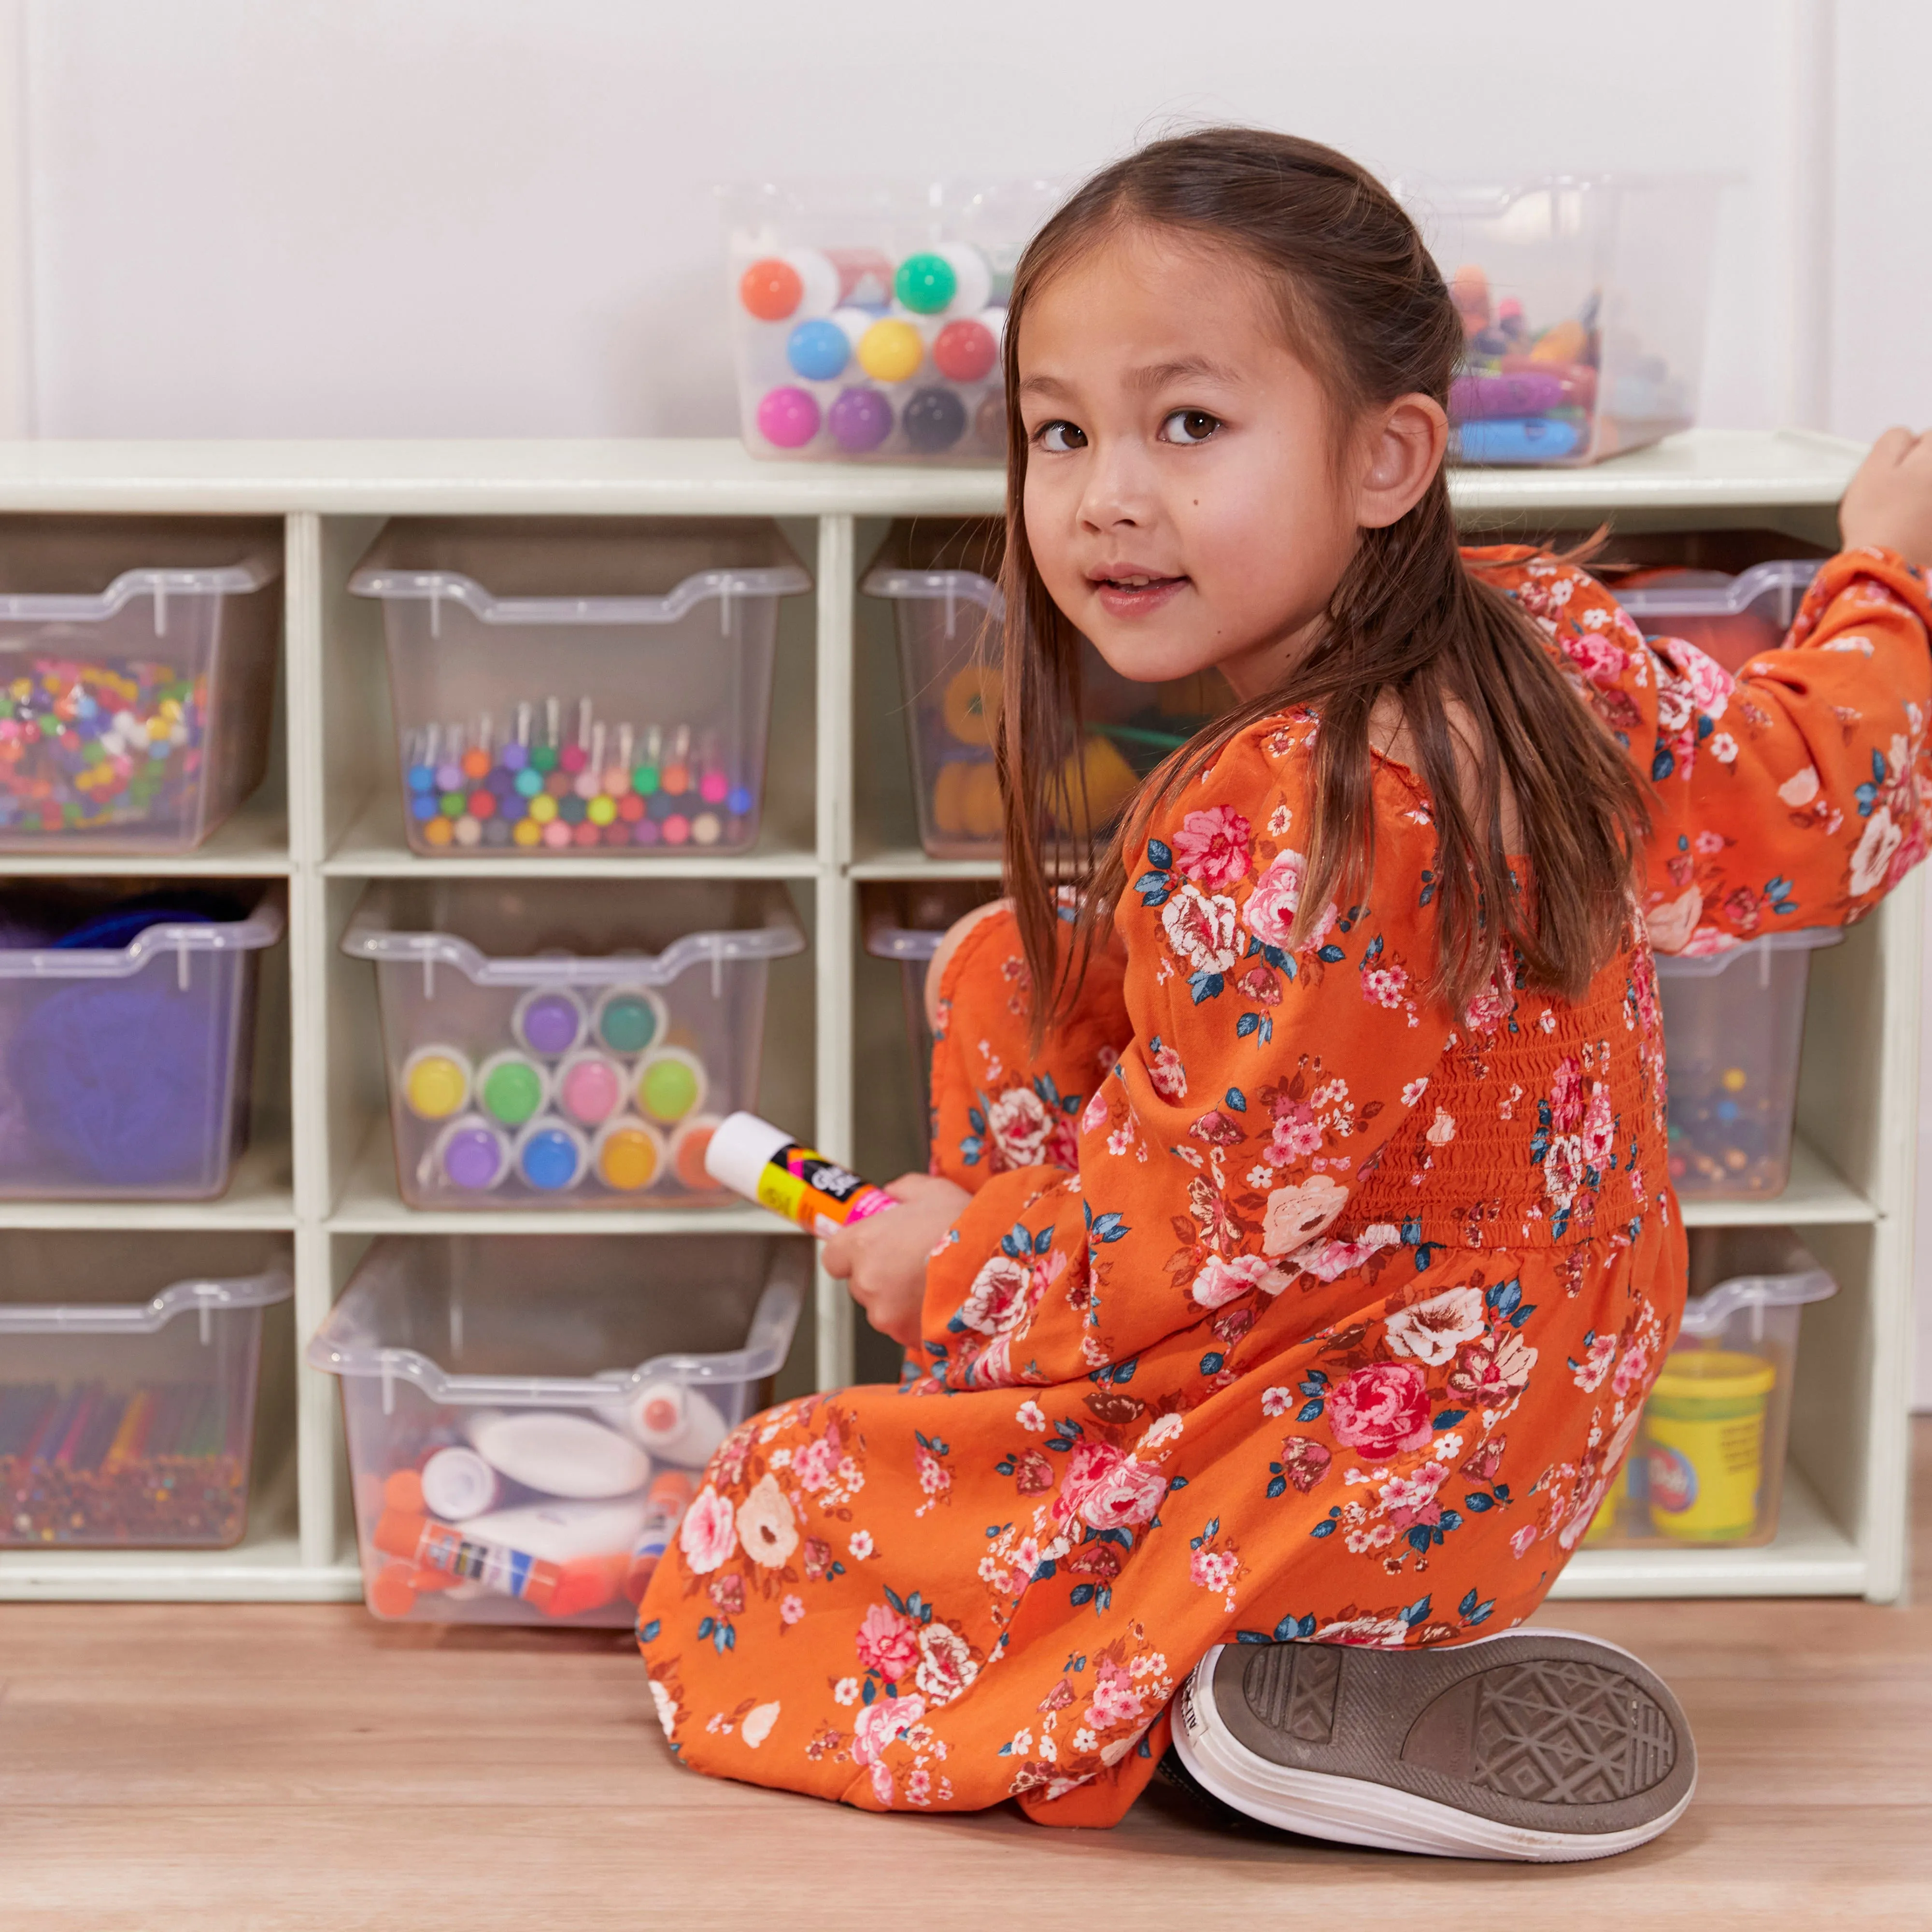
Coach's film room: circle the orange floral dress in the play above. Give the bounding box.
[639,546,1932,1826]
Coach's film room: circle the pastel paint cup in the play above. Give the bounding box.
[513,988,587,1059]
[670,1115,723,1192]
[477,1051,549,1128]
[1643,1350,1778,1543]
[757,385,821,450]
[595,1118,666,1193]
[435,1116,511,1192]
[401,1046,472,1121]
[636,1048,708,1126]
[556,1051,626,1128]
[828,386,893,453]
[516,1119,588,1193]
[595,988,666,1058]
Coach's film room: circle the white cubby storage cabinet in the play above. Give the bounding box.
[0,431,1914,1606]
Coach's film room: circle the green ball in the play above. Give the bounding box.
[895,252,957,315]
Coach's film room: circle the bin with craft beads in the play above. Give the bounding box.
[861,881,1000,1123]
[0,882,283,1199]
[1654,928,1838,1199]
[349,518,810,857]
[724,180,1059,463]
[0,516,282,851]
[308,1231,806,1625]
[344,878,805,1209]
[862,518,1230,859]
[0,1231,290,1548]
[1396,176,1720,465]
[1613,561,1822,674]
[1580,1227,1834,1548]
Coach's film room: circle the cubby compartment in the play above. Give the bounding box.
[309,1230,807,1626]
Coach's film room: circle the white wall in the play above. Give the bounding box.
[3,0,1931,1391]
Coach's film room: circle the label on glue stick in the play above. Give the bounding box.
[706,1111,898,1239]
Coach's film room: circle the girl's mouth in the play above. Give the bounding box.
[1092,572,1187,618]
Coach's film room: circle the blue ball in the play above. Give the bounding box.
[410,792,439,821]
[787,318,850,383]
[726,785,754,816]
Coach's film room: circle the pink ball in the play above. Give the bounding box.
[756,385,821,450]
[699,770,729,804]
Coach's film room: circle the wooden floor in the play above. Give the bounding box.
[4,1427,1930,1932]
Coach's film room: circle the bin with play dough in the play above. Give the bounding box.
[724,180,1059,464]
[1396,175,1719,466]
[349,518,809,859]
[0,1230,290,1548]
[1580,1226,1834,1549]
[861,881,1001,1124]
[861,518,1231,859]
[0,516,284,853]
[343,878,804,1210]
[1653,927,1838,1199]
[1613,560,1822,675]
[309,1231,806,1625]
[0,881,283,1199]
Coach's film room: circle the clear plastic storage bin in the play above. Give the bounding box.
[862,519,1230,858]
[0,1231,290,1548]
[344,878,805,1209]
[350,518,810,858]
[1399,176,1720,466]
[0,882,283,1199]
[0,516,282,852]
[1583,1227,1834,1548]
[309,1232,806,1625]
[724,181,1058,464]
[861,881,999,1123]
[1614,560,1822,674]
[1655,928,1837,1198]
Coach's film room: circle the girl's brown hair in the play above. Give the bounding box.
[997,128,1649,1030]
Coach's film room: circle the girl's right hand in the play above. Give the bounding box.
[1840,428,1932,568]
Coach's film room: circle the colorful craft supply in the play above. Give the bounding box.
[594,987,666,1057]
[512,987,587,1059]
[463,1407,650,1499]
[476,1050,548,1127]
[1445,264,1610,466]
[828,386,894,452]
[401,1046,472,1121]
[516,1119,588,1192]
[636,1047,707,1125]
[623,1469,696,1604]
[903,386,968,453]
[555,1051,626,1128]
[434,1115,510,1192]
[594,1118,665,1193]
[670,1115,722,1193]
[856,318,923,384]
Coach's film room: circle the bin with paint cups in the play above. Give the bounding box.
[1653,927,1838,1199]
[1396,175,1719,466]
[0,516,283,852]
[0,1231,290,1549]
[1612,560,1823,675]
[861,881,1000,1124]
[343,877,804,1209]
[862,518,1230,859]
[1581,1227,1835,1548]
[724,180,1058,463]
[350,518,810,859]
[308,1231,806,1625]
[0,881,283,1199]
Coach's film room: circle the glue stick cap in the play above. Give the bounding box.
[705,1111,792,1200]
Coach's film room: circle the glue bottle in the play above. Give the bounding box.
[704,1111,898,1239]
[623,1470,697,1604]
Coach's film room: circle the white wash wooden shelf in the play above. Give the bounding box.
[0,429,1914,1608]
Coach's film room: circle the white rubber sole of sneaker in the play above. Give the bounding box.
[1170,1627,1695,1863]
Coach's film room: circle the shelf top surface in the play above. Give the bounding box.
[0,429,1863,517]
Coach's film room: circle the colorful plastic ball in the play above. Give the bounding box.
[856,319,923,384]
[933,317,998,384]
[786,317,850,383]
[895,251,957,315]
[975,392,1007,450]
[756,385,822,449]
[740,257,802,321]
[903,386,968,453]
[828,386,894,452]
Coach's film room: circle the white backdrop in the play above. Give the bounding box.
[1,0,1930,1393]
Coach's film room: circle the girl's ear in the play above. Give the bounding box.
[1354,393,1449,530]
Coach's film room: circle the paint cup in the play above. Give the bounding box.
[594,987,667,1058]
[515,1119,588,1193]
[555,1051,627,1128]
[476,1050,550,1128]
[670,1115,723,1192]
[636,1047,708,1125]
[594,1117,666,1193]
[433,1115,511,1192]
[1643,1350,1778,1542]
[401,1046,472,1121]
[513,987,587,1059]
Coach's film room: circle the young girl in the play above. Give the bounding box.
[639,130,1932,1859]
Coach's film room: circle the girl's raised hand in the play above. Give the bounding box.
[821,1172,971,1349]
[1840,428,1932,568]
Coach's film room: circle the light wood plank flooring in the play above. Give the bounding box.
[3,1423,1929,1932]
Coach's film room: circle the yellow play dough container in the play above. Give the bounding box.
[1581,1457,1632,1544]
[1643,1349,1777,1542]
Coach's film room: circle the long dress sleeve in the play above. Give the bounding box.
[1473,545,1932,952]
[919,720,1454,1391]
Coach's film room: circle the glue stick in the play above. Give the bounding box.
[704,1111,898,1239]
[623,1470,697,1604]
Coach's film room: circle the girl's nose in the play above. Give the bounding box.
[1077,439,1156,532]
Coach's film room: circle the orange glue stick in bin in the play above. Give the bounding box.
[706,1111,898,1238]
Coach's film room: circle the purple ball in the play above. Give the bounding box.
[828,386,894,453]
[756,385,821,450]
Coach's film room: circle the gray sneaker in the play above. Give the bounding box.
[1172,1628,1695,1861]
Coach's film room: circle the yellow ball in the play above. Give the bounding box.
[857,319,923,384]
[528,793,558,824]
[512,819,542,846]
[587,794,617,825]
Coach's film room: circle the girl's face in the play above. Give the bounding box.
[1018,223,1446,701]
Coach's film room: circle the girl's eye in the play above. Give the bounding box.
[1160,409,1222,446]
[1033,420,1088,453]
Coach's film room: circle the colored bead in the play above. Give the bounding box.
[757,386,821,450]
[895,251,956,314]
[857,319,922,384]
